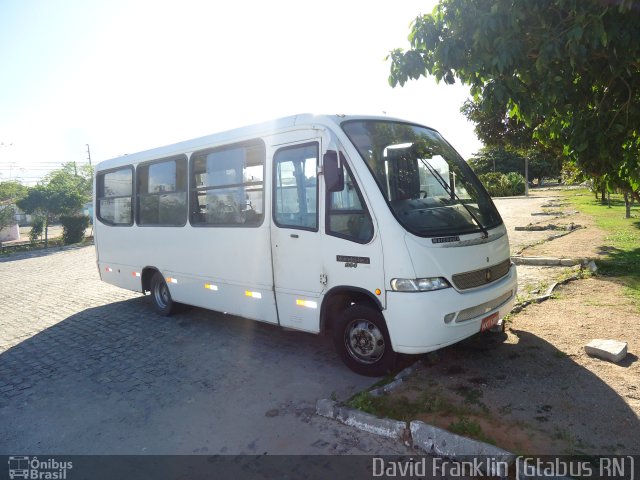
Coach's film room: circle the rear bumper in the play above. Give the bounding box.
[384,265,517,354]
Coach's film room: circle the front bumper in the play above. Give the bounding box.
[384,265,517,354]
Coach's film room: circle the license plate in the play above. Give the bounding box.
[480,312,499,332]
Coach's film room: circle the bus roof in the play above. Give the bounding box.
[95,113,416,171]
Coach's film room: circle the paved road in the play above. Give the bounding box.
[0,192,564,455]
[0,246,410,455]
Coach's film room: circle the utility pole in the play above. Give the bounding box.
[86,144,92,166]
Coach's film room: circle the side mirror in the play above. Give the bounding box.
[324,150,344,192]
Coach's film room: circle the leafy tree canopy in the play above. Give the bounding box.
[0,181,28,203]
[16,163,90,247]
[388,0,640,196]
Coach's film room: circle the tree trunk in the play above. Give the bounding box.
[600,184,607,204]
[44,216,49,249]
[624,192,631,219]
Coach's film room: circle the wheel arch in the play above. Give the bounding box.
[141,266,160,294]
[319,286,383,334]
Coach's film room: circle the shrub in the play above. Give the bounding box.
[29,218,44,243]
[504,172,526,195]
[60,215,90,245]
[479,172,526,197]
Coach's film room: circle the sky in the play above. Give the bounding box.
[0,0,482,185]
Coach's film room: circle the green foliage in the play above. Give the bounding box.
[478,172,525,197]
[16,164,90,248]
[29,218,44,243]
[469,147,524,176]
[561,160,586,185]
[389,0,640,201]
[0,181,28,233]
[470,146,561,185]
[60,215,90,245]
[0,181,28,202]
[0,204,16,233]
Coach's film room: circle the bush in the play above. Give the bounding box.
[29,218,44,243]
[60,215,90,245]
[479,172,526,197]
[504,172,526,195]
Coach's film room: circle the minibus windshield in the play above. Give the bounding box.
[342,120,502,237]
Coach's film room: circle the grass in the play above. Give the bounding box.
[346,384,482,424]
[448,416,496,445]
[560,188,640,309]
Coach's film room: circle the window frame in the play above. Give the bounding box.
[325,162,374,244]
[96,165,135,227]
[272,142,320,233]
[189,138,266,228]
[136,154,188,227]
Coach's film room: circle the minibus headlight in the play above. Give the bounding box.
[390,277,451,292]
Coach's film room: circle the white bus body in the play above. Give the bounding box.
[94,114,517,376]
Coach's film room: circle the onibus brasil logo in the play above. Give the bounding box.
[8,456,72,479]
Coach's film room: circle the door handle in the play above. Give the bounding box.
[290,234,299,238]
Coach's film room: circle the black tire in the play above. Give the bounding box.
[149,271,175,316]
[332,305,397,377]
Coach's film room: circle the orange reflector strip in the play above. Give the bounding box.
[204,283,218,291]
[296,299,318,309]
[245,290,262,299]
[105,267,113,272]
[132,271,141,277]
[166,277,178,284]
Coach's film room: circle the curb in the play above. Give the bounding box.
[411,421,514,476]
[316,399,406,440]
[316,401,515,475]
[511,256,590,267]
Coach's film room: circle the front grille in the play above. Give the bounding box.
[454,290,514,323]
[451,259,511,290]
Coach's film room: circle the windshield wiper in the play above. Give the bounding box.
[418,158,489,238]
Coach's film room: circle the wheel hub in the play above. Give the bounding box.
[346,320,385,364]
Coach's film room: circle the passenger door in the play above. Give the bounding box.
[270,137,324,332]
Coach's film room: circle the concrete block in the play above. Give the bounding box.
[585,339,628,363]
[315,398,337,419]
[369,378,403,397]
[336,405,406,439]
[410,421,514,475]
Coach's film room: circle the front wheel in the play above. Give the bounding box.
[333,305,397,377]
[150,271,175,316]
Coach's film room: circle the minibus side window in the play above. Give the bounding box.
[326,166,373,243]
[273,143,319,231]
[190,140,265,227]
[97,167,134,226]
[137,156,187,226]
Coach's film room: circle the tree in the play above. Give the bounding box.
[388,0,640,204]
[469,147,525,176]
[0,181,28,203]
[469,146,561,186]
[17,166,88,248]
[0,181,28,241]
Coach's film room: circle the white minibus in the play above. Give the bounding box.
[94,114,517,376]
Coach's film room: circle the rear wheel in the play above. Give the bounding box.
[150,271,175,316]
[333,305,396,377]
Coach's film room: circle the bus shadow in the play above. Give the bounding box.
[0,296,368,452]
[416,328,640,454]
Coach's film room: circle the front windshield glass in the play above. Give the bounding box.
[342,120,502,237]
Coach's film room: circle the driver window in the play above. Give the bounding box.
[327,167,373,243]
